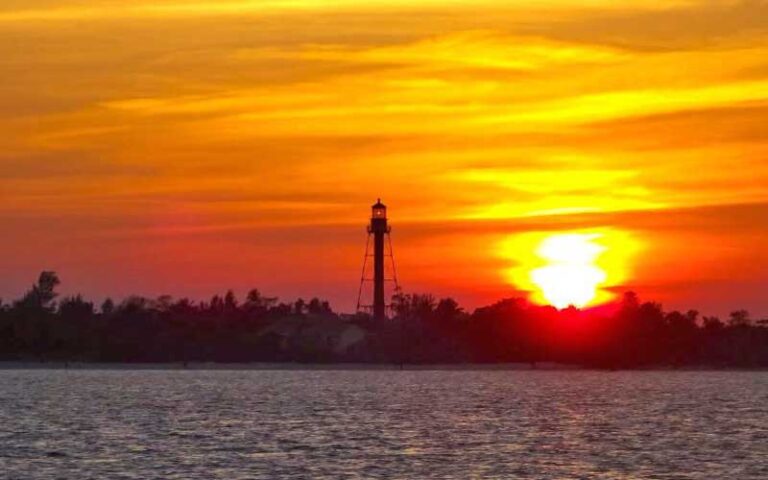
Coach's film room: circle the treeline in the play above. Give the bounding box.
[0,272,766,367]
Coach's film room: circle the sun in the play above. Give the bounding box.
[530,234,607,309]
[499,229,640,310]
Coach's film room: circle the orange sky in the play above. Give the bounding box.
[1,1,767,316]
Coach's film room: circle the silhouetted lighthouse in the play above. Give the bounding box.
[356,199,399,320]
[370,199,388,320]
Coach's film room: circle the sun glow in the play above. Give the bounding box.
[500,229,641,309]
[531,234,606,308]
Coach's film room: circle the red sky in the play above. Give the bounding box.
[1,1,767,317]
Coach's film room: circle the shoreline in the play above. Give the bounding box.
[0,361,765,371]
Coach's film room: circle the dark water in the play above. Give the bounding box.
[0,369,766,479]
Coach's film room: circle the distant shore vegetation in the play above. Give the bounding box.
[1,272,766,368]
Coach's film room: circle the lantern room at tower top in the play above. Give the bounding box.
[371,198,387,220]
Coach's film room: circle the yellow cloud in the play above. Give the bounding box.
[0,1,704,23]
[236,30,630,71]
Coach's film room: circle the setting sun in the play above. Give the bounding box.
[531,234,607,309]
[500,229,641,309]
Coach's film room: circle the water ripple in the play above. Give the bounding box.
[0,369,766,479]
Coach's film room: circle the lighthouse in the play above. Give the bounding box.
[370,199,388,320]
[356,199,399,320]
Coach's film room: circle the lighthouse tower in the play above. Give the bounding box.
[356,199,399,320]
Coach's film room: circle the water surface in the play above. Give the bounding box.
[0,369,766,479]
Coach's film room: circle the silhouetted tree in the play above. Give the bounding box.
[101,298,115,316]
[118,296,150,316]
[224,290,238,313]
[269,302,292,317]
[294,298,306,315]
[392,293,435,321]
[729,310,751,327]
[307,298,333,316]
[1,272,766,367]
[155,295,174,312]
[58,295,94,318]
[209,295,224,315]
[244,288,277,315]
[435,298,463,323]
[703,316,724,332]
[14,271,61,312]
